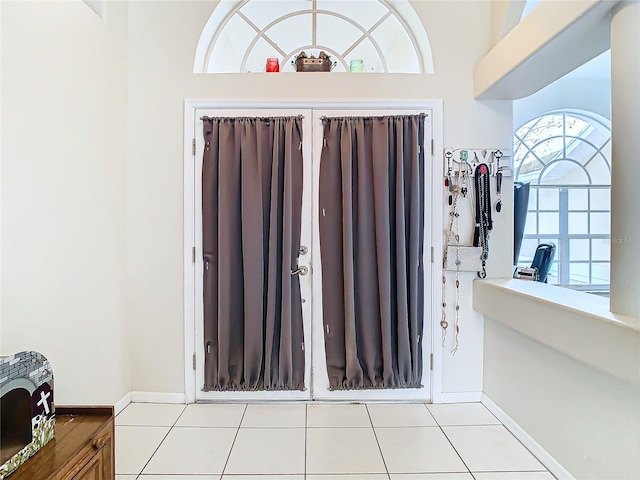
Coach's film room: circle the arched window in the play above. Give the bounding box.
[514,110,611,292]
[194,0,433,73]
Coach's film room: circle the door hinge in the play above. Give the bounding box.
[192,138,196,156]
[430,353,434,371]
[431,139,434,156]
[192,353,196,371]
[430,246,434,264]
[192,246,196,263]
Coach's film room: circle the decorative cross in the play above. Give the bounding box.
[37,390,51,414]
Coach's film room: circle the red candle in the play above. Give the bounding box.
[266,57,280,72]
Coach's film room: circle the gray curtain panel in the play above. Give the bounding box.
[201,116,305,391]
[319,115,426,390]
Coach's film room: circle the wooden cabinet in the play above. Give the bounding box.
[8,407,114,480]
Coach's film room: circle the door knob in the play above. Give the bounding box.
[291,266,309,276]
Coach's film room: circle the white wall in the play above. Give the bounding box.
[475,279,640,479]
[0,1,130,405]
[513,50,611,127]
[125,0,513,397]
[484,318,639,479]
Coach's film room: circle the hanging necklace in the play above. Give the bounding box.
[442,157,469,354]
[473,163,492,278]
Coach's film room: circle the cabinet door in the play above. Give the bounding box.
[72,455,102,480]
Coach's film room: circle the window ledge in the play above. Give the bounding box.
[473,279,640,386]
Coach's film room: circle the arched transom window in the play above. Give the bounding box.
[514,111,611,292]
[194,0,434,73]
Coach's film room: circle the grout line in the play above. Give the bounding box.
[422,401,439,425]
[304,404,308,479]
[220,403,248,477]
[134,403,188,476]
[365,405,391,480]
[439,424,473,475]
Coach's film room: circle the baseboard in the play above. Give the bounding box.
[433,391,482,403]
[130,391,187,404]
[481,394,575,480]
[114,392,131,415]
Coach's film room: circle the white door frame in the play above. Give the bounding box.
[183,99,444,404]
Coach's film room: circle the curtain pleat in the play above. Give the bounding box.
[202,116,304,391]
[319,115,425,390]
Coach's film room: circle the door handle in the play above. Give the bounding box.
[291,265,309,276]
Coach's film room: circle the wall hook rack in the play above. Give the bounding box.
[443,148,512,177]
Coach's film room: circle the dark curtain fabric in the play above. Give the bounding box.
[202,116,305,391]
[514,182,531,264]
[319,115,426,390]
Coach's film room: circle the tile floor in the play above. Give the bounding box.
[115,402,556,480]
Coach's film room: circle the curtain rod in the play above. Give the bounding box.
[320,113,427,120]
[200,114,305,121]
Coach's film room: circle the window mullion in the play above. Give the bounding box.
[559,188,570,286]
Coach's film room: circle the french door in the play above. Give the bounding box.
[191,106,433,402]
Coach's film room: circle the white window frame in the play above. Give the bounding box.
[514,110,611,292]
[193,0,434,74]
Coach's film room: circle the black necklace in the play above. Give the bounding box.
[473,163,492,278]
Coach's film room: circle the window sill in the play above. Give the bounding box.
[473,278,640,386]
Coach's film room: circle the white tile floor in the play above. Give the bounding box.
[114,402,556,480]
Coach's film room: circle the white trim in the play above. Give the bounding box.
[184,98,445,403]
[114,392,132,415]
[130,391,187,404]
[482,393,575,480]
[435,391,482,403]
[429,100,444,404]
[184,101,197,404]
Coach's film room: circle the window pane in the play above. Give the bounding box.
[245,36,286,72]
[568,189,588,210]
[347,38,383,73]
[592,239,610,261]
[547,261,559,284]
[590,212,610,235]
[317,0,388,30]
[568,212,588,234]
[240,1,305,29]
[519,238,539,265]
[590,188,610,210]
[565,139,597,167]
[586,155,611,182]
[569,263,590,284]
[541,160,589,185]
[316,13,362,57]
[516,153,544,184]
[527,189,538,210]
[524,213,538,235]
[591,263,610,284]
[538,213,559,235]
[209,16,257,72]
[538,189,558,210]
[521,114,564,147]
[564,115,590,137]
[570,239,589,261]
[532,137,563,164]
[371,15,419,73]
[266,14,313,57]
